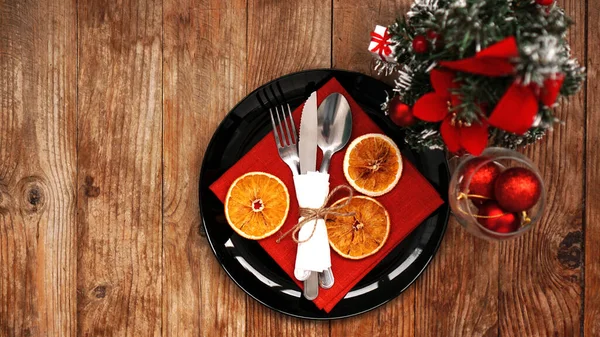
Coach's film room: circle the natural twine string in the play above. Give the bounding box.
[276,185,356,244]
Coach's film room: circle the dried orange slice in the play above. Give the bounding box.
[225,172,290,240]
[325,196,390,260]
[343,133,403,197]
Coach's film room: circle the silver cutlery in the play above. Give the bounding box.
[264,88,321,300]
[317,93,353,173]
[298,91,320,300]
[316,93,353,289]
[265,90,300,176]
[264,88,351,299]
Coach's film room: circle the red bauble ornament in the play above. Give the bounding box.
[412,35,428,54]
[426,29,443,48]
[459,157,502,204]
[494,167,542,212]
[535,0,554,5]
[426,30,439,40]
[388,97,416,127]
[477,201,521,233]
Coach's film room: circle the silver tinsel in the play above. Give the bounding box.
[393,64,414,95]
[374,59,398,76]
[407,0,439,18]
[519,35,563,84]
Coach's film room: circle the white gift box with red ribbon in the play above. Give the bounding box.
[368,25,396,63]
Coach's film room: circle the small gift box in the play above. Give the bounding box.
[368,25,396,63]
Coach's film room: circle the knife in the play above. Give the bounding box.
[297,91,319,300]
[299,92,318,174]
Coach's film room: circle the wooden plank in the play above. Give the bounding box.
[416,221,499,336]
[76,1,163,335]
[246,0,331,89]
[244,0,331,333]
[332,0,408,77]
[0,0,77,335]
[162,0,248,336]
[330,1,417,336]
[499,0,586,335]
[329,291,415,337]
[585,0,600,335]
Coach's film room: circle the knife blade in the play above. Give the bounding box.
[298,92,318,174]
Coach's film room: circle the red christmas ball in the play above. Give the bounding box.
[494,167,542,212]
[426,30,439,40]
[535,0,554,5]
[426,29,443,48]
[412,35,428,54]
[388,97,416,127]
[459,157,502,205]
[477,201,521,233]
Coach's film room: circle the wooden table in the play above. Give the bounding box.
[0,0,597,336]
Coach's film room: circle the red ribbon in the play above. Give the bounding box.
[370,30,393,60]
[439,37,540,135]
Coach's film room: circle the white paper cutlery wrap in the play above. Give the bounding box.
[292,172,331,280]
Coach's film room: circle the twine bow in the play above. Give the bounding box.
[276,185,356,244]
[370,29,393,59]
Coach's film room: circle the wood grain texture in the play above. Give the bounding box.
[332,0,407,77]
[0,0,594,335]
[0,0,77,336]
[585,0,599,335]
[330,290,415,337]
[76,0,163,336]
[246,0,331,89]
[497,0,586,336]
[330,1,416,336]
[415,220,499,337]
[162,0,248,335]
[244,0,331,334]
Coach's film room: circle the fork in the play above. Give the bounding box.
[259,85,321,299]
[259,85,300,176]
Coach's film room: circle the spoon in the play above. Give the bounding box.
[317,93,352,173]
[316,93,352,288]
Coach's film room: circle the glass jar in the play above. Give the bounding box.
[448,148,546,241]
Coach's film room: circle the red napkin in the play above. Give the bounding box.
[210,78,443,312]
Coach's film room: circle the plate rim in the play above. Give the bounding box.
[199,68,450,320]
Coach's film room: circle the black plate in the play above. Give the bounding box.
[199,69,450,320]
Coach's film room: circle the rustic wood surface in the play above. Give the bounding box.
[0,0,595,336]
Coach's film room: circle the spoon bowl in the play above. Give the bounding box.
[317,93,352,173]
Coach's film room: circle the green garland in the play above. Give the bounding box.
[379,0,585,152]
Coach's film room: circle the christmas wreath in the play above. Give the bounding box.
[368,0,585,155]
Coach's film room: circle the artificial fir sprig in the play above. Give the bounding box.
[380,0,585,153]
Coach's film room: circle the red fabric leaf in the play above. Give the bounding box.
[488,82,538,135]
[540,73,565,107]
[440,117,461,153]
[476,37,519,59]
[459,122,489,156]
[430,69,455,96]
[413,93,449,122]
[439,37,519,77]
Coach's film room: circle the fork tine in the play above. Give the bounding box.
[262,88,282,148]
[274,103,288,146]
[269,85,291,146]
[286,103,297,144]
[277,104,293,146]
[274,82,297,145]
[269,107,281,148]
